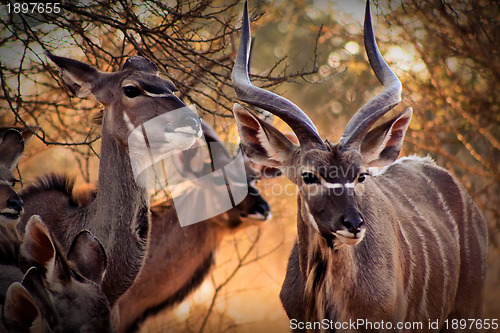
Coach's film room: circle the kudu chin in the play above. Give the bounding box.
[231,1,487,331]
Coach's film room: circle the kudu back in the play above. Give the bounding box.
[17,52,202,306]
[112,121,274,333]
[231,1,487,331]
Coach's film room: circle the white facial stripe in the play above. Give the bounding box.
[321,181,355,189]
[302,200,320,232]
[324,182,343,189]
[143,91,173,98]
[345,182,355,189]
[1,207,21,214]
[302,169,357,190]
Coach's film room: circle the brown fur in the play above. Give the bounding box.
[0,127,28,307]
[0,128,27,229]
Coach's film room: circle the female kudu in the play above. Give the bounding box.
[17,52,202,306]
[0,129,111,332]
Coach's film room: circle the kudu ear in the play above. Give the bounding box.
[45,50,100,98]
[360,107,413,167]
[67,230,107,285]
[3,282,42,332]
[20,215,72,284]
[253,132,299,178]
[20,126,40,143]
[0,129,24,170]
[233,103,298,168]
[20,215,56,273]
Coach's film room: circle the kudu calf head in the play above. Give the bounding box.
[232,2,411,250]
[0,129,26,227]
[3,215,112,333]
[45,51,202,152]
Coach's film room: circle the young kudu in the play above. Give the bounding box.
[232,1,487,331]
[17,52,202,306]
[2,215,112,333]
[96,121,272,333]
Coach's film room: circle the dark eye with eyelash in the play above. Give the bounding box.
[11,179,19,187]
[357,172,368,183]
[301,172,320,185]
[123,85,141,98]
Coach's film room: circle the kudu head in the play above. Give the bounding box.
[232,1,412,249]
[3,215,112,333]
[0,127,37,226]
[45,51,202,151]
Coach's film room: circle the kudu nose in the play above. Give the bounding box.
[251,200,271,218]
[342,214,364,235]
[7,197,23,212]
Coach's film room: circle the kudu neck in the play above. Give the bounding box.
[94,126,149,214]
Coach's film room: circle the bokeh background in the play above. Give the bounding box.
[1,0,498,332]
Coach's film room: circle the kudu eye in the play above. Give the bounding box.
[301,172,320,185]
[123,85,141,98]
[357,172,368,183]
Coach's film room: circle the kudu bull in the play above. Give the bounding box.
[232,1,487,331]
[91,121,273,333]
[18,52,202,306]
